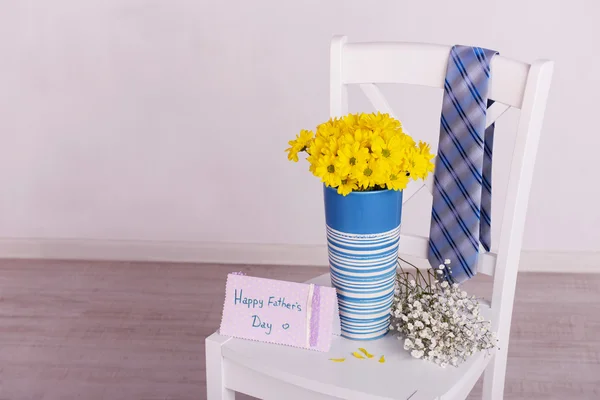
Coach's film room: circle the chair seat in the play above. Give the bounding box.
[217,273,495,400]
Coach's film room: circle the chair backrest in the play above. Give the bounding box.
[330,35,554,333]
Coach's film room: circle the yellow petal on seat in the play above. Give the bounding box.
[358,348,374,358]
[378,355,385,363]
[328,358,346,362]
[351,351,366,359]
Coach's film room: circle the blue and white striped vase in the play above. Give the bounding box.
[324,185,402,340]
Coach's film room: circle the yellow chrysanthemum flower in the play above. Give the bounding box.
[306,138,324,173]
[285,129,314,162]
[371,135,406,167]
[337,178,358,196]
[359,112,402,132]
[418,140,435,163]
[314,154,343,188]
[341,128,373,148]
[321,137,340,157]
[371,156,392,179]
[408,141,435,180]
[355,159,386,189]
[285,142,303,162]
[316,119,341,139]
[335,142,370,177]
[341,113,358,128]
[308,136,327,156]
[386,171,410,191]
[297,129,314,147]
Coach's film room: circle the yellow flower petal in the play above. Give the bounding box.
[351,351,365,359]
[358,348,374,359]
[379,355,385,363]
[329,358,346,362]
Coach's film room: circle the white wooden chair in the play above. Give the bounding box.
[206,36,553,400]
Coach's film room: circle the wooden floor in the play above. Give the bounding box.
[0,260,599,400]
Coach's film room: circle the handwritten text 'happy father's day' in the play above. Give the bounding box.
[234,289,302,335]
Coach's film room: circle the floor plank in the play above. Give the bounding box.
[0,259,598,399]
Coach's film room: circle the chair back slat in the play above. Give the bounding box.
[486,103,512,128]
[340,42,530,108]
[358,84,398,120]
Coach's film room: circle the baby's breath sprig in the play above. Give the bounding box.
[390,259,498,368]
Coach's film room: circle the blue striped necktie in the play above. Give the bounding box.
[428,45,498,283]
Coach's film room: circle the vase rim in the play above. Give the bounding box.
[324,185,400,195]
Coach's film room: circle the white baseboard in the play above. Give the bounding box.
[517,251,600,273]
[0,238,330,266]
[0,238,598,273]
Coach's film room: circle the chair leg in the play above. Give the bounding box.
[206,333,236,400]
[482,344,508,400]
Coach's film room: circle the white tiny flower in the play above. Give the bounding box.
[411,350,424,359]
[438,264,445,270]
[440,362,448,368]
[444,259,451,265]
[390,267,496,368]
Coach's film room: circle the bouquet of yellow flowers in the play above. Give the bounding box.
[286,112,435,195]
